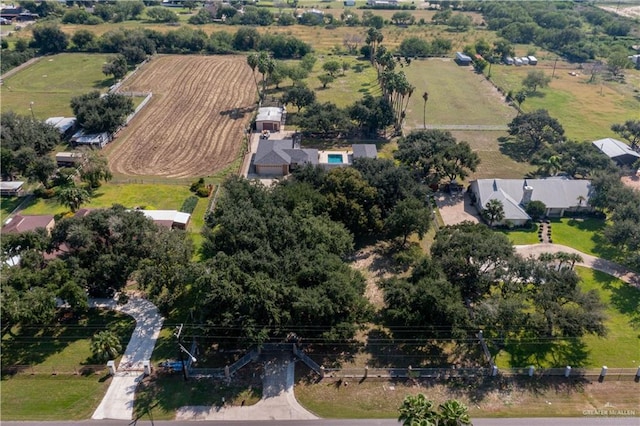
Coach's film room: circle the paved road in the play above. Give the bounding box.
[91,297,164,420]
[5,417,639,426]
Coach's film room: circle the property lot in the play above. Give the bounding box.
[0,53,112,118]
[107,55,256,179]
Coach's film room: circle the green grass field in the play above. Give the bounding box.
[403,59,517,128]
[550,217,622,263]
[18,182,193,217]
[494,266,639,368]
[487,61,640,142]
[0,53,114,118]
[0,196,25,224]
[500,223,540,245]
[1,310,135,420]
[308,57,380,108]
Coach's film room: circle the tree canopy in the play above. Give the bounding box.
[71,91,134,134]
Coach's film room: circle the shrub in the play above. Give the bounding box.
[196,186,210,198]
[189,177,205,192]
[180,195,199,214]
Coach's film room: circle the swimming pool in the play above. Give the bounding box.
[327,153,343,164]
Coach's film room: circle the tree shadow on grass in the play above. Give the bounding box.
[0,310,135,369]
[364,328,451,368]
[500,338,589,368]
[596,271,640,328]
[93,77,116,90]
[498,136,535,163]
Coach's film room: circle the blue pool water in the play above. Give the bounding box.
[328,154,343,164]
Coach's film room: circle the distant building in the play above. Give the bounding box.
[455,52,472,66]
[140,210,191,230]
[527,55,538,65]
[56,152,86,167]
[592,138,640,166]
[344,0,356,6]
[2,214,55,234]
[0,181,25,196]
[71,129,112,148]
[46,117,77,139]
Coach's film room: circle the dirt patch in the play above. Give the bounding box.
[350,245,396,310]
[434,192,482,226]
[107,55,256,179]
[621,175,640,192]
[599,5,640,19]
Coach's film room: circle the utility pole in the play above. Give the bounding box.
[551,57,558,79]
[174,324,188,381]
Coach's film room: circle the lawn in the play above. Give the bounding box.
[0,196,26,224]
[402,58,517,129]
[500,223,540,245]
[549,217,622,263]
[295,375,640,419]
[18,182,193,217]
[1,309,135,420]
[0,53,114,118]
[487,60,640,142]
[309,58,380,108]
[494,266,639,369]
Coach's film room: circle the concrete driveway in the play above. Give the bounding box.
[434,191,482,226]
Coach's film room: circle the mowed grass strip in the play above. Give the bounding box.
[487,61,640,142]
[0,375,111,421]
[295,376,640,418]
[18,182,192,216]
[0,53,113,118]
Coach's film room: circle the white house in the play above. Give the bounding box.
[592,138,640,166]
[469,178,593,226]
[255,107,284,132]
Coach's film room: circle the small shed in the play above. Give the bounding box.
[527,55,538,65]
[514,57,523,66]
[56,152,85,167]
[455,52,472,66]
[0,181,24,196]
[140,210,191,230]
[520,56,529,65]
[504,56,514,65]
[71,129,111,148]
[344,0,356,5]
[592,138,640,166]
[256,107,284,132]
[46,117,77,138]
[352,144,378,159]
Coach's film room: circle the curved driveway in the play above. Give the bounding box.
[515,243,638,287]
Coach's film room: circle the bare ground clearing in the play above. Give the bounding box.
[107,55,256,179]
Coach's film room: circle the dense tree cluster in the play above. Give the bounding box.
[71,91,134,134]
[481,2,633,62]
[1,206,183,326]
[382,222,607,364]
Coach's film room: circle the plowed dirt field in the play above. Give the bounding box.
[108,55,256,178]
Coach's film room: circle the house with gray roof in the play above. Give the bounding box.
[254,139,318,176]
[352,144,378,159]
[592,138,640,166]
[469,177,593,226]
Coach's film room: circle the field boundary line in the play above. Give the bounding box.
[0,55,43,82]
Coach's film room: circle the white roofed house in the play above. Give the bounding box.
[469,178,594,226]
[140,210,191,230]
[592,138,640,166]
[255,107,284,132]
[46,117,77,139]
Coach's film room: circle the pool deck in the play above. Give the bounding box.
[318,150,352,165]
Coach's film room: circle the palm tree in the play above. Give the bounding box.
[482,199,505,227]
[91,330,122,362]
[57,183,91,213]
[422,91,429,129]
[541,154,561,176]
[438,400,472,425]
[398,393,438,426]
[247,53,260,96]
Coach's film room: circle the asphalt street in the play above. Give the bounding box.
[4,418,639,426]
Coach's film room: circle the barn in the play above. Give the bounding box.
[592,138,640,166]
[56,152,86,167]
[71,129,112,148]
[256,107,284,132]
